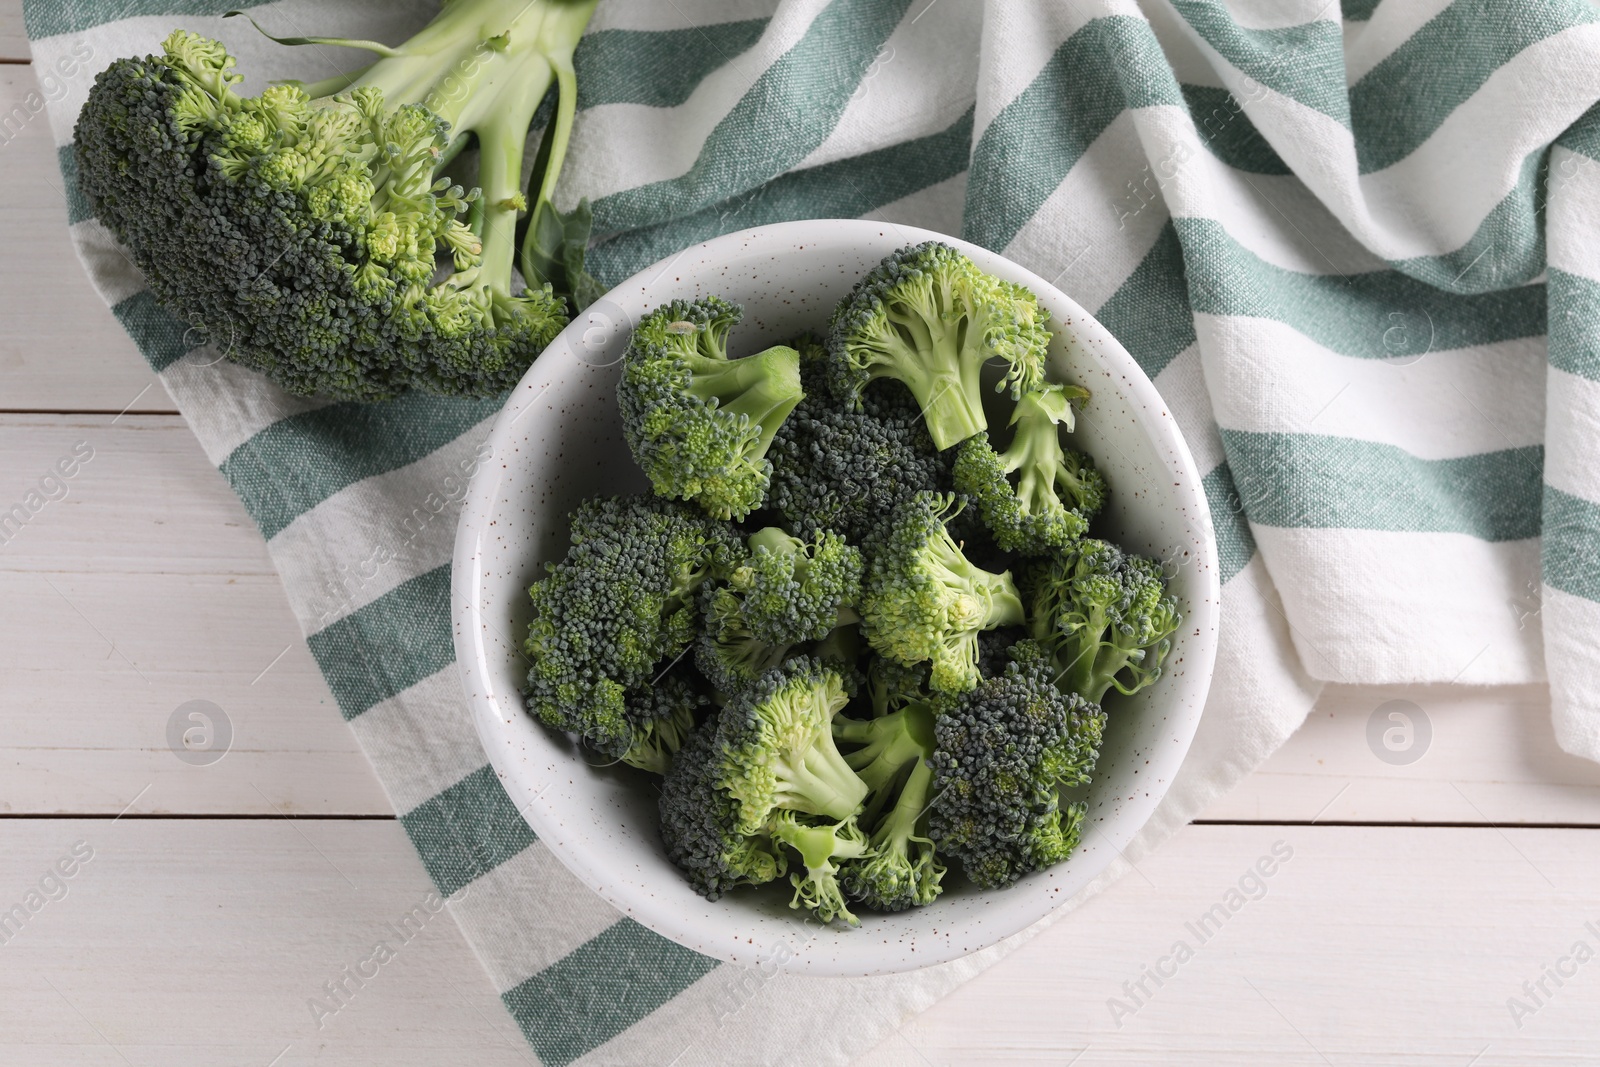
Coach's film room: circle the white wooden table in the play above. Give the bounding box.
[3,9,1597,1061]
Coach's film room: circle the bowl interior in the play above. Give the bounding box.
[453,220,1219,976]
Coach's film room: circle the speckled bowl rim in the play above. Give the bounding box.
[453,220,1220,976]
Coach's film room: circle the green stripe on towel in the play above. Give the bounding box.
[1223,430,1544,540]
[589,108,974,284]
[575,20,771,110]
[401,764,540,897]
[1175,218,1546,357]
[592,0,913,235]
[504,920,720,1067]
[965,16,1180,254]
[219,395,498,542]
[306,564,454,720]
[1542,486,1600,603]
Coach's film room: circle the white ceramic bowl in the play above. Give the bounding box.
[453,220,1219,976]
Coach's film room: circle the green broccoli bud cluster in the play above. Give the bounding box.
[1025,539,1183,705]
[618,298,804,520]
[926,643,1106,889]
[75,0,601,401]
[696,527,864,694]
[860,492,1026,694]
[826,242,1051,450]
[530,246,1180,925]
[769,344,950,543]
[523,495,739,763]
[953,384,1107,555]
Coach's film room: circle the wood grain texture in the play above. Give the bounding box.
[1199,682,1600,826]
[0,819,536,1066]
[856,823,1600,1066]
[2,820,1593,1065]
[0,0,25,63]
[0,415,392,816]
[0,66,171,415]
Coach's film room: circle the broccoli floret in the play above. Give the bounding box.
[926,643,1106,889]
[617,297,804,520]
[976,626,1028,681]
[827,242,1051,449]
[842,757,944,912]
[833,697,945,910]
[523,495,739,761]
[769,349,949,542]
[620,670,708,776]
[1026,539,1182,704]
[860,493,1025,694]
[695,527,863,693]
[660,718,787,900]
[711,658,869,835]
[74,1,602,401]
[767,811,871,926]
[953,384,1106,555]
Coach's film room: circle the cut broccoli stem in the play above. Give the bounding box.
[769,735,871,825]
[873,756,935,859]
[927,529,1026,631]
[686,345,804,454]
[865,325,986,449]
[835,702,935,793]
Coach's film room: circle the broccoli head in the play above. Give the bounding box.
[523,495,739,761]
[926,642,1106,889]
[695,527,863,693]
[617,297,805,520]
[767,811,871,926]
[74,0,602,401]
[827,242,1051,449]
[620,669,708,776]
[860,493,1026,694]
[660,718,787,900]
[711,657,869,835]
[1026,539,1182,704]
[953,384,1107,555]
[769,345,949,542]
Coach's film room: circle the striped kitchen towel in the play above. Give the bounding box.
[29,0,1600,1062]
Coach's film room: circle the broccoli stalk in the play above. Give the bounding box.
[1027,540,1182,704]
[834,702,936,798]
[75,0,602,400]
[767,811,871,926]
[953,384,1107,555]
[842,758,944,912]
[861,493,1026,693]
[828,242,1051,449]
[833,698,946,911]
[618,298,805,520]
[713,659,870,835]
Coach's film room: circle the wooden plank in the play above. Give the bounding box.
[0,0,25,63]
[1198,682,1600,827]
[0,819,536,1065]
[0,415,392,816]
[856,823,1600,1066]
[0,67,170,414]
[3,820,1594,1064]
